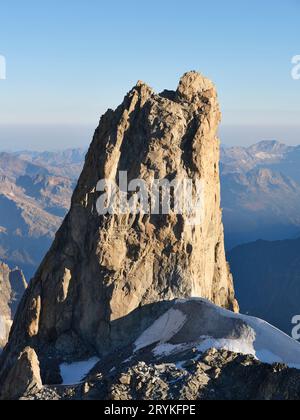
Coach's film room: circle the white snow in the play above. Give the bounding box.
[135,308,187,351]
[213,301,300,368]
[134,298,300,369]
[153,343,188,357]
[196,337,256,357]
[59,357,100,385]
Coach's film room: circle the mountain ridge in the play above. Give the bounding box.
[0,151,83,279]
[221,140,300,248]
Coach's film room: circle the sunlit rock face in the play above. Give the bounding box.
[0,72,237,395]
[0,262,27,349]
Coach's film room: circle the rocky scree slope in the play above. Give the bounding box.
[21,349,300,401]
[12,298,300,401]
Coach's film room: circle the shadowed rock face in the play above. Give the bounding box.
[0,263,27,349]
[0,71,237,394]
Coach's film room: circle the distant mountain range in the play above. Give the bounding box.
[1,140,300,279]
[221,140,300,180]
[14,149,86,180]
[221,140,300,248]
[222,141,300,335]
[0,149,85,279]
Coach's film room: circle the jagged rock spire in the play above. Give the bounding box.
[0,72,237,396]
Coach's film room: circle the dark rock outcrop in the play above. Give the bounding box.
[11,298,300,401]
[20,349,300,401]
[1,347,42,400]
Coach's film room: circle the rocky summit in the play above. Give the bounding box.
[0,71,239,399]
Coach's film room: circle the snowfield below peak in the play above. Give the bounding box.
[59,357,100,386]
[135,308,187,351]
[134,298,300,369]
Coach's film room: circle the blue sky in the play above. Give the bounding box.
[0,0,299,149]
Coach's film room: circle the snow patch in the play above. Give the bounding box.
[211,300,300,368]
[60,357,100,385]
[255,349,284,366]
[196,337,256,357]
[135,308,187,351]
[134,298,300,370]
[153,343,189,357]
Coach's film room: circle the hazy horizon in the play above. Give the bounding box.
[0,123,299,152]
[1,0,299,150]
